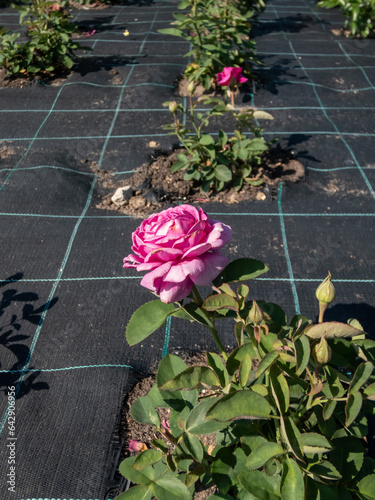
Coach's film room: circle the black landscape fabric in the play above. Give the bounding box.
[0,0,375,498]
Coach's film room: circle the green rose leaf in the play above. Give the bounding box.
[132,449,163,471]
[206,390,271,421]
[349,361,373,394]
[308,460,342,480]
[364,382,375,400]
[345,391,363,427]
[270,365,290,414]
[158,28,184,37]
[301,432,332,454]
[160,366,220,391]
[255,350,279,379]
[330,436,364,481]
[238,470,281,500]
[239,354,252,387]
[203,293,239,312]
[119,456,155,484]
[212,258,269,287]
[295,335,310,376]
[157,354,197,411]
[126,300,177,346]
[182,432,204,462]
[304,321,364,339]
[281,416,304,462]
[199,134,215,145]
[131,395,161,427]
[226,343,257,376]
[246,441,285,469]
[152,475,192,500]
[281,457,304,500]
[185,397,227,435]
[356,474,375,500]
[214,164,233,182]
[207,352,230,388]
[115,483,152,500]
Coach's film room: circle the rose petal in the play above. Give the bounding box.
[190,251,228,286]
[159,276,193,303]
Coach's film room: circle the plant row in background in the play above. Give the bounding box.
[116,205,375,500]
[317,0,375,38]
[0,0,91,76]
[156,0,276,195]
[159,0,265,90]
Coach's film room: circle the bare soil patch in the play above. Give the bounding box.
[0,66,72,88]
[95,147,305,217]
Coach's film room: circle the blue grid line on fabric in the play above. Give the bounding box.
[271,7,375,201]
[0,363,138,374]
[257,51,375,58]
[2,105,375,113]
[337,40,375,88]
[0,86,66,190]
[0,165,96,175]
[2,131,375,142]
[0,175,98,435]
[287,41,375,200]
[98,12,159,167]
[1,211,375,219]
[1,276,374,284]
[263,79,375,93]
[277,184,301,314]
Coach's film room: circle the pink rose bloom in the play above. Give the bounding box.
[123,205,232,303]
[128,440,147,452]
[216,67,248,87]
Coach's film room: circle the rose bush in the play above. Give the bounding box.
[123,205,232,303]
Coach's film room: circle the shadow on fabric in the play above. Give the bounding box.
[0,273,58,398]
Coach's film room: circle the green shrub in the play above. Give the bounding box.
[318,0,375,38]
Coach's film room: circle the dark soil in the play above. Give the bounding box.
[95,147,305,217]
[0,66,72,88]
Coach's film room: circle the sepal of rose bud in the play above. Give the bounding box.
[315,271,336,304]
[248,300,264,325]
[128,440,147,453]
[169,101,178,113]
[312,336,332,365]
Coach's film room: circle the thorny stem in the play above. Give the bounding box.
[191,284,203,306]
[191,284,228,361]
[231,89,235,108]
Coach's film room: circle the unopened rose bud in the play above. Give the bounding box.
[312,336,332,365]
[169,101,178,113]
[187,81,195,94]
[248,300,263,325]
[316,271,336,305]
[316,272,336,323]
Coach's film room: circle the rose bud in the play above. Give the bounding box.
[187,81,195,94]
[316,271,336,305]
[312,336,332,365]
[248,300,264,325]
[169,101,178,113]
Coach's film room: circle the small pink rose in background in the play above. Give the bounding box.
[216,67,248,87]
[50,3,62,11]
[128,440,147,453]
[123,204,232,303]
[82,29,96,37]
